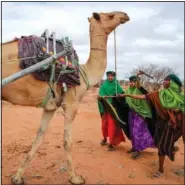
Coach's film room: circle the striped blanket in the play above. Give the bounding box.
[18,35,80,87]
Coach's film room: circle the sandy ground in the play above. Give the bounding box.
[2,88,184,184]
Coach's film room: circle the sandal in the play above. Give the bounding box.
[152,171,164,178]
[127,148,135,153]
[107,144,116,151]
[131,152,140,159]
[100,139,107,146]
[173,146,179,152]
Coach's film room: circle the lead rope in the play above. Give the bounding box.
[114,29,118,95]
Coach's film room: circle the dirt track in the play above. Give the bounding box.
[2,88,184,184]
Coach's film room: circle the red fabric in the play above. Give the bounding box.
[101,113,125,146]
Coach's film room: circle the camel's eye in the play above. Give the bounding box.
[109,14,114,19]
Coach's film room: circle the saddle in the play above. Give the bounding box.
[18,30,81,88]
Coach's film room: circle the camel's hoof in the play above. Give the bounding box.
[70,175,85,185]
[11,176,24,185]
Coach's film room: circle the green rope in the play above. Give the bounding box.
[72,59,90,89]
[50,60,56,84]
[39,62,78,108]
[62,36,90,90]
[39,36,90,108]
[40,60,57,108]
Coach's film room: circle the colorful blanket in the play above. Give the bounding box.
[18,35,80,87]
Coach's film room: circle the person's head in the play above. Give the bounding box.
[163,74,182,89]
[163,77,170,88]
[129,75,139,88]
[106,71,116,82]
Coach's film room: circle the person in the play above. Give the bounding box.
[124,74,155,159]
[98,71,125,151]
[119,74,184,177]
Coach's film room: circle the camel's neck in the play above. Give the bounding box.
[84,33,108,87]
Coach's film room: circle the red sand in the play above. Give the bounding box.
[2,88,184,184]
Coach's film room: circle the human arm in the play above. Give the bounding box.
[135,71,144,88]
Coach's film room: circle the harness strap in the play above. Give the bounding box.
[72,59,90,90]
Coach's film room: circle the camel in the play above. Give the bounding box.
[2,11,130,185]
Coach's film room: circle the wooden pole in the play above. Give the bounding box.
[2,49,71,87]
[50,32,56,84]
[46,29,49,52]
[99,95,120,98]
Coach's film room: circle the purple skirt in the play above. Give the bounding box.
[129,110,155,152]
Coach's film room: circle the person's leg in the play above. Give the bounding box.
[152,120,177,178]
[107,113,125,151]
[127,111,135,153]
[100,113,108,145]
[127,148,135,153]
[152,153,165,178]
[130,113,155,159]
[100,138,107,145]
[158,155,165,173]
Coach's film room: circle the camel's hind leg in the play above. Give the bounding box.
[63,105,85,185]
[11,110,55,185]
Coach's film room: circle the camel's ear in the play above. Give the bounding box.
[93,12,100,21]
[108,14,114,19]
[88,17,91,22]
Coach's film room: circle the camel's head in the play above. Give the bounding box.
[88,11,130,35]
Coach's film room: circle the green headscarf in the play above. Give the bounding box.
[159,75,184,113]
[98,77,124,114]
[125,75,152,118]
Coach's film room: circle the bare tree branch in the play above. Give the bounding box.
[130,63,178,91]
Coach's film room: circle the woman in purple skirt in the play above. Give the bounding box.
[125,75,155,159]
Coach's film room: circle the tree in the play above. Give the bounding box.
[128,64,179,91]
[130,64,178,84]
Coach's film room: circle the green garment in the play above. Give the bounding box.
[98,78,124,114]
[125,86,152,118]
[159,80,184,113]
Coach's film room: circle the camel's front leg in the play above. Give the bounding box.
[11,110,55,185]
[63,105,85,185]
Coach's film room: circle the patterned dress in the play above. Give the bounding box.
[129,110,155,152]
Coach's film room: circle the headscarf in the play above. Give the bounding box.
[106,71,116,76]
[125,75,152,118]
[98,73,124,114]
[159,74,184,113]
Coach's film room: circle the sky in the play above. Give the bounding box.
[2,2,184,80]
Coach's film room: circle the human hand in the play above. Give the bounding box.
[97,95,101,99]
[103,96,108,99]
[117,94,125,97]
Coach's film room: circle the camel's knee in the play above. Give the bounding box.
[37,127,45,137]
[63,139,72,151]
[63,131,72,152]
[23,153,33,164]
[31,129,45,146]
